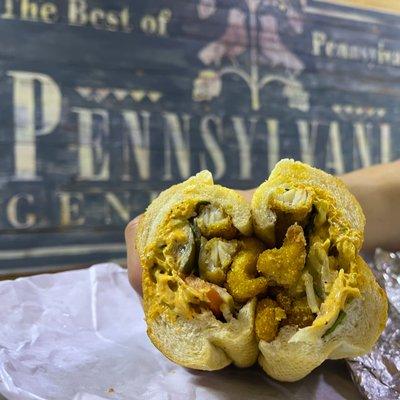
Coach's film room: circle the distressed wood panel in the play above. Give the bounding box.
[0,0,399,273]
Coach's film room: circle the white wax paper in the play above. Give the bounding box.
[0,264,361,400]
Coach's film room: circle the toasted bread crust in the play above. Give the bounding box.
[137,171,258,370]
[258,256,387,381]
[135,161,387,381]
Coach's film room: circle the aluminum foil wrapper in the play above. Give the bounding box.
[347,249,400,400]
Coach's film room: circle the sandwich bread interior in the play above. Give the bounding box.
[135,159,387,382]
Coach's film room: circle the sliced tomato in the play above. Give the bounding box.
[206,288,223,318]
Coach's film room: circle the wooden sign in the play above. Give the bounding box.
[0,0,399,273]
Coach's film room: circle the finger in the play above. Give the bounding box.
[125,215,142,296]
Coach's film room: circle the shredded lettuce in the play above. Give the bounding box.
[302,271,320,313]
[322,310,346,338]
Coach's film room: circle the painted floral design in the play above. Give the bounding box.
[193,0,309,111]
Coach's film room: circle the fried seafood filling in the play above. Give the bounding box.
[255,299,286,342]
[257,224,306,288]
[195,204,237,239]
[150,191,358,341]
[225,238,268,303]
[199,238,238,285]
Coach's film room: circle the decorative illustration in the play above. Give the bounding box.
[332,104,387,118]
[75,87,163,103]
[193,0,309,111]
[197,0,217,19]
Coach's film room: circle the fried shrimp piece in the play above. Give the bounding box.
[225,238,268,303]
[270,187,313,221]
[275,290,315,328]
[257,224,306,287]
[195,204,237,239]
[275,290,292,312]
[285,297,315,328]
[199,238,238,285]
[270,187,314,245]
[255,298,286,342]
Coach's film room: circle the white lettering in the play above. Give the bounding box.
[232,117,258,179]
[353,122,372,168]
[72,107,110,180]
[8,71,61,180]
[163,112,191,180]
[7,193,36,228]
[326,121,344,174]
[105,192,130,223]
[380,123,391,163]
[296,119,319,166]
[58,192,85,226]
[266,119,279,173]
[122,110,151,180]
[312,31,326,57]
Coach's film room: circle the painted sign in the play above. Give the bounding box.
[0,0,399,273]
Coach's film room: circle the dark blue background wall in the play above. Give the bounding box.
[1,0,399,273]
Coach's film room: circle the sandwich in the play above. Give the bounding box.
[135,159,387,382]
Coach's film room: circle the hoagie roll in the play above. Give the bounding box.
[252,159,387,381]
[137,171,259,369]
[135,160,387,381]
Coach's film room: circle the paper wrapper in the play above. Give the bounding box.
[0,263,362,400]
[347,249,400,400]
